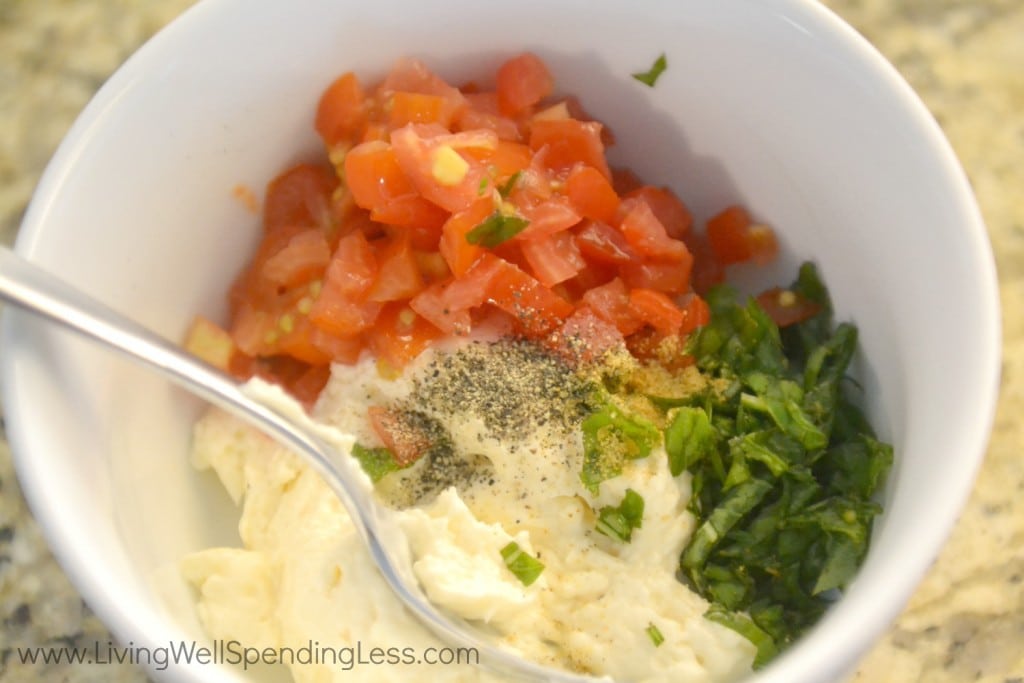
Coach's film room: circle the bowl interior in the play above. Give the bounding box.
[1,0,998,682]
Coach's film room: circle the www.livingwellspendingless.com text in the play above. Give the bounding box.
[15,639,480,672]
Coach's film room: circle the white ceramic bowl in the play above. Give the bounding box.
[1,1,1000,682]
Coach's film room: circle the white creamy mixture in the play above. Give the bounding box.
[181,343,754,682]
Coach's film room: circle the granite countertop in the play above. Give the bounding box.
[1,1,1022,681]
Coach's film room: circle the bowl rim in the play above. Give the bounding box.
[0,0,1002,681]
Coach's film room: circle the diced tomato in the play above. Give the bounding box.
[307,325,364,364]
[755,287,821,327]
[685,232,726,294]
[390,124,497,213]
[261,229,331,288]
[455,93,522,141]
[529,119,611,179]
[389,91,459,128]
[379,58,466,108]
[263,164,337,233]
[581,277,645,335]
[308,232,381,336]
[619,259,691,295]
[678,293,711,336]
[413,250,451,282]
[344,141,419,211]
[367,235,425,302]
[367,406,431,466]
[521,231,586,287]
[212,58,787,374]
[611,167,644,195]
[566,165,620,224]
[706,205,779,266]
[574,220,637,265]
[626,186,692,239]
[482,254,574,337]
[496,53,554,116]
[463,140,533,181]
[316,72,366,147]
[515,196,582,240]
[287,364,333,410]
[370,196,448,235]
[439,196,492,276]
[545,306,624,365]
[184,316,238,371]
[367,303,444,369]
[618,197,690,262]
[409,282,470,336]
[629,288,685,335]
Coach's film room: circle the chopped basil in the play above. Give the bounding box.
[662,262,893,666]
[465,212,530,247]
[646,623,665,647]
[631,53,668,87]
[580,397,660,494]
[704,606,778,668]
[500,542,545,586]
[351,443,402,483]
[595,488,645,542]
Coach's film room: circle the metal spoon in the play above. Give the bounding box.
[0,244,602,683]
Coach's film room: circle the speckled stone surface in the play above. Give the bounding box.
[0,1,1022,682]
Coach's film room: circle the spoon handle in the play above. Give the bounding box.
[0,245,366,523]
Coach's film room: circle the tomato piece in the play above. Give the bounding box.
[390,124,497,213]
[261,229,331,288]
[307,326,364,364]
[629,288,686,335]
[367,235,426,302]
[308,232,381,336]
[611,167,644,195]
[566,165,620,224]
[389,91,459,128]
[706,205,778,266]
[678,293,712,336]
[581,277,645,335]
[440,196,492,276]
[574,220,637,265]
[545,306,624,365]
[344,141,418,211]
[409,282,472,336]
[685,231,726,294]
[464,140,533,181]
[367,303,444,368]
[625,186,692,239]
[496,53,554,116]
[368,195,447,237]
[747,223,779,265]
[287,364,333,410]
[755,288,821,327]
[706,205,752,265]
[379,58,466,110]
[230,223,311,314]
[618,197,690,262]
[619,259,691,295]
[521,231,586,287]
[529,119,611,179]
[263,163,337,233]
[413,250,451,282]
[367,406,431,466]
[455,93,522,141]
[515,196,582,240]
[315,72,366,147]
[483,254,574,337]
[184,316,237,371]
